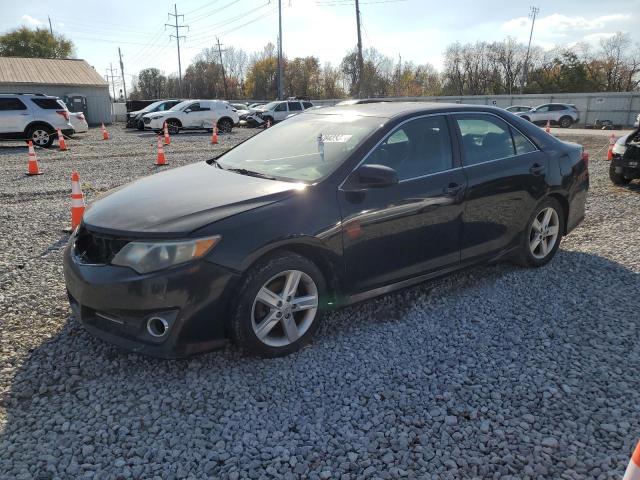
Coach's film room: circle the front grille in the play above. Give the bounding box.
[143,117,151,124]
[73,225,129,264]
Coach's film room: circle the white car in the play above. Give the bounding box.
[69,112,88,133]
[634,113,639,128]
[253,100,314,124]
[142,100,239,134]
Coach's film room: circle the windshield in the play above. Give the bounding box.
[141,100,164,113]
[169,100,195,111]
[218,112,384,182]
[260,101,280,111]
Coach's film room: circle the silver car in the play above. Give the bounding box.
[634,113,639,128]
[516,103,579,128]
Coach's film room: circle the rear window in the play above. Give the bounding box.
[32,98,65,109]
[0,98,27,110]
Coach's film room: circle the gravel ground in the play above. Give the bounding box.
[1,126,639,479]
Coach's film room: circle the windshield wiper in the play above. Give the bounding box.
[226,168,277,180]
[208,158,225,169]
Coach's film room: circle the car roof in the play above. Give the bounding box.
[306,101,506,119]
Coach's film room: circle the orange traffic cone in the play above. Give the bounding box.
[607,133,616,161]
[57,128,68,151]
[163,122,171,145]
[70,171,85,230]
[26,140,42,175]
[155,136,167,166]
[545,120,551,133]
[211,124,219,145]
[623,440,640,480]
[101,123,109,140]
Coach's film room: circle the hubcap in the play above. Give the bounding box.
[32,129,49,146]
[251,270,318,348]
[529,207,559,259]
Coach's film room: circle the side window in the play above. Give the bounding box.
[456,115,515,166]
[364,115,453,180]
[536,105,550,112]
[288,102,302,111]
[0,98,27,111]
[185,102,200,111]
[510,128,537,155]
[303,102,313,109]
[274,103,287,112]
[199,102,210,111]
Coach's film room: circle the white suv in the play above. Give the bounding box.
[0,93,74,147]
[254,100,314,124]
[143,100,239,134]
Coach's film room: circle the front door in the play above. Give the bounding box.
[452,113,548,261]
[338,114,466,293]
[273,102,288,121]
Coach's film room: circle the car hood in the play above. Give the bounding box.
[83,162,300,236]
[142,110,175,119]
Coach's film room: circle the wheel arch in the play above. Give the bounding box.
[165,117,182,127]
[24,121,55,134]
[546,192,570,235]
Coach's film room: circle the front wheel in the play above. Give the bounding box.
[230,253,326,357]
[137,120,145,131]
[514,198,564,268]
[27,125,54,148]
[166,120,180,135]
[609,163,631,185]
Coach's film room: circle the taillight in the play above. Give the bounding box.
[582,151,589,168]
[56,110,70,121]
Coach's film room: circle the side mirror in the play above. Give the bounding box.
[349,164,398,189]
[184,109,191,113]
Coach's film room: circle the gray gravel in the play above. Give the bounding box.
[1,126,639,479]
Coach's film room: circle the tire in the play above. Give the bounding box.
[559,116,572,128]
[166,119,181,135]
[230,252,326,357]
[26,124,54,148]
[137,120,144,131]
[609,163,631,185]
[514,197,565,268]
[263,116,274,127]
[217,117,234,133]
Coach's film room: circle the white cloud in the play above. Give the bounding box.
[502,13,630,38]
[21,14,43,26]
[57,22,65,28]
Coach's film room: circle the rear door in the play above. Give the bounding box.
[339,114,466,292]
[287,101,303,117]
[453,113,547,261]
[0,97,32,134]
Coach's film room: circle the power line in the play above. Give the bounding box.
[216,37,229,98]
[186,2,271,42]
[166,4,189,96]
[188,0,241,24]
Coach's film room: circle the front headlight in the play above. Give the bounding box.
[612,135,628,155]
[112,236,221,273]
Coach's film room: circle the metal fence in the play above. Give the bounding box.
[309,92,640,127]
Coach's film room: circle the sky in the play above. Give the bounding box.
[1,0,638,95]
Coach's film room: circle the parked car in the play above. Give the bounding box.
[231,103,251,121]
[64,102,589,358]
[634,113,639,128]
[610,128,640,185]
[0,93,74,147]
[516,103,579,128]
[505,105,532,113]
[126,99,183,130]
[69,112,88,134]
[142,100,239,134]
[253,99,314,124]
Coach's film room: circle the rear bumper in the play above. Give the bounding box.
[62,128,75,137]
[63,242,240,358]
[611,155,640,179]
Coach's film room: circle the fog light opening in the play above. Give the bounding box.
[147,316,169,338]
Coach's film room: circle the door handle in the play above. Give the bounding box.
[20,113,30,116]
[530,163,545,175]
[445,183,463,196]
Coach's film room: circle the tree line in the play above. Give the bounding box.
[130,32,640,101]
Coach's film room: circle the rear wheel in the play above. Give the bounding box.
[559,116,572,128]
[26,125,54,148]
[217,117,234,133]
[609,163,631,185]
[230,252,326,357]
[514,197,564,268]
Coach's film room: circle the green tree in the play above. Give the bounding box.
[136,68,167,99]
[0,27,74,58]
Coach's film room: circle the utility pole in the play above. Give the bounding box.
[48,16,53,35]
[355,0,364,98]
[106,64,118,102]
[216,37,229,99]
[522,6,539,93]
[277,0,284,100]
[118,47,128,104]
[166,4,188,96]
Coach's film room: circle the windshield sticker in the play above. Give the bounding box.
[318,134,352,143]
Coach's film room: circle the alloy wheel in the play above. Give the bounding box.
[32,129,50,146]
[529,207,560,259]
[251,270,319,348]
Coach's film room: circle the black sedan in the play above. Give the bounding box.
[63,103,589,358]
